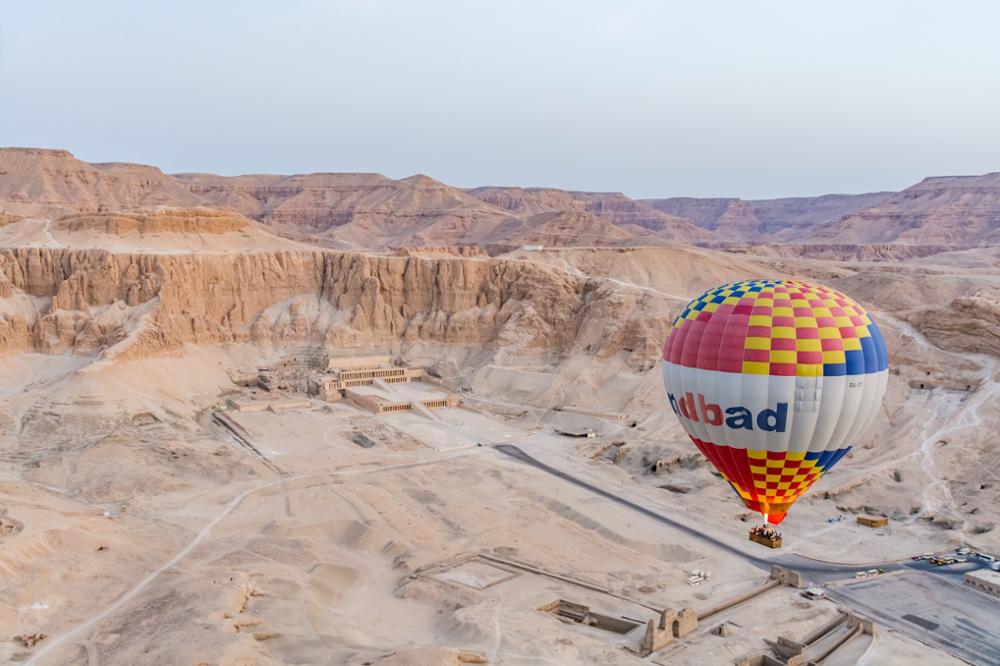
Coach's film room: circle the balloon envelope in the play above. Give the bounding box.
[662,279,888,524]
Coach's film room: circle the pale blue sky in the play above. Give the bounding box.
[2,1,998,198]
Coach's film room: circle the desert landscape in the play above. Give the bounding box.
[0,146,997,665]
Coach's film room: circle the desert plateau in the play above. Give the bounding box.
[0,144,997,665]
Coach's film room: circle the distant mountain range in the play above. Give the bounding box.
[2,147,998,250]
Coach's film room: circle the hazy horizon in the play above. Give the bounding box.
[3,1,998,199]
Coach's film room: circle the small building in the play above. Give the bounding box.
[345,384,461,415]
[965,569,1000,598]
[857,515,888,528]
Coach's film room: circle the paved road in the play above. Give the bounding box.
[828,572,1000,666]
[494,443,999,665]
[493,443,772,569]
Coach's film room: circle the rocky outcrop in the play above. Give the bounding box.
[907,289,1000,357]
[467,186,711,241]
[0,147,202,218]
[0,247,671,367]
[55,209,250,235]
[482,209,634,247]
[643,192,891,241]
[812,174,1000,246]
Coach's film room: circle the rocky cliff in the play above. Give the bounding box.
[813,174,1000,245]
[0,247,670,367]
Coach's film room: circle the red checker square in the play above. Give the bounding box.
[770,363,797,376]
[816,316,836,327]
[733,304,753,315]
[783,459,801,469]
[793,307,813,316]
[797,351,822,364]
[808,299,824,307]
[765,481,780,490]
[738,297,756,306]
[766,451,785,460]
[849,315,864,325]
[772,316,795,327]
[747,325,771,338]
[715,303,736,316]
[751,305,773,315]
[718,358,743,373]
[797,327,820,339]
[773,298,793,307]
[830,307,846,316]
[840,326,859,338]
[779,474,795,483]
[771,338,795,351]
[821,338,844,351]
[696,310,712,322]
[836,298,848,306]
[744,348,769,362]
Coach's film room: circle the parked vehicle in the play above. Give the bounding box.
[802,587,825,600]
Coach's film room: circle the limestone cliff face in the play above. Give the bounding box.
[0,248,670,367]
[907,289,1000,358]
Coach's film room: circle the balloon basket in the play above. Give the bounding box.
[748,526,783,549]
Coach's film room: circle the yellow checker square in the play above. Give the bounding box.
[818,327,840,339]
[777,481,792,490]
[812,307,831,318]
[748,314,772,327]
[769,350,796,364]
[822,350,846,364]
[857,326,871,337]
[742,361,769,375]
[843,337,862,351]
[773,306,794,317]
[795,338,822,352]
[786,451,806,461]
[765,474,783,483]
[771,326,795,339]
[705,302,720,313]
[834,316,852,326]
[723,296,740,305]
[745,336,771,350]
[750,465,767,475]
[796,364,823,377]
[794,316,818,328]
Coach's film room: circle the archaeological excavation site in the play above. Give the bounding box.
[0,146,998,666]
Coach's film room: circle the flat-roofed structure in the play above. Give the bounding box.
[965,569,1000,598]
[326,354,392,371]
[345,382,460,415]
[857,515,888,528]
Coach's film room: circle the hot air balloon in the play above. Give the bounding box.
[661,279,888,526]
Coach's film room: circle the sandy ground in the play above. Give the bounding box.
[2,241,997,664]
[0,341,976,665]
